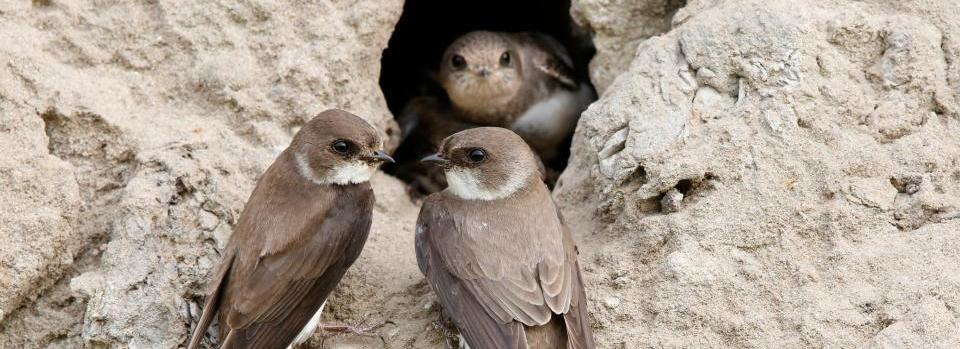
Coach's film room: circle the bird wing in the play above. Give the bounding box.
[520,32,578,90]
[416,190,592,348]
[562,263,596,349]
[189,175,374,348]
[416,199,527,349]
[557,212,596,349]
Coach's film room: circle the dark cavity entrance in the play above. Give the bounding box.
[379,0,596,193]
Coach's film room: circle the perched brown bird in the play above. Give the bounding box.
[415,127,595,349]
[187,109,394,349]
[438,31,594,162]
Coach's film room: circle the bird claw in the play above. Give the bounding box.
[320,321,386,337]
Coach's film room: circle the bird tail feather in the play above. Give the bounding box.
[188,253,235,349]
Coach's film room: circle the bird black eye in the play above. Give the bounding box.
[500,51,511,66]
[331,140,351,154]
[467,148,486,163]
[451,54,466,70]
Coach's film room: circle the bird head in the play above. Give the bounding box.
[291,109,394,185]
[421,127,539,201]
[439,31,523,115]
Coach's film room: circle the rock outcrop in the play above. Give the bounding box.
[559,0,960,347]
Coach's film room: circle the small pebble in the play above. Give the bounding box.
[697,67,716,79]
[603,296,621,309]
[179,302,191,321]
[190,301,201,320]
[213,224,232,250]
[198,209,219,231]
[890,174,922,194]
[610,270,631,288]
[661,188,684,213]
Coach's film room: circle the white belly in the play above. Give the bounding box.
[510,84,593,159]
[288,301,326,349]
[459,334,472,349]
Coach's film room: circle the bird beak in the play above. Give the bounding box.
[420,153,449,167]
[369,150,395,164]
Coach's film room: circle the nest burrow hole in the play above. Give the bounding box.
[379,0,597,192]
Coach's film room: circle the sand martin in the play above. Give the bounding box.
[188,109,394,349]
[438,31,593,162]
[415,127,595,349]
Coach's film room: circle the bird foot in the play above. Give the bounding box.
[320,321,385,337]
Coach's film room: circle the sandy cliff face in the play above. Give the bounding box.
[559,0,960,347]
[0,1,417,347]
[0,0,958,348]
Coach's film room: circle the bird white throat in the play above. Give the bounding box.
[328,162,376,185]
[295,152,375,185]
[445,168,527,201]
